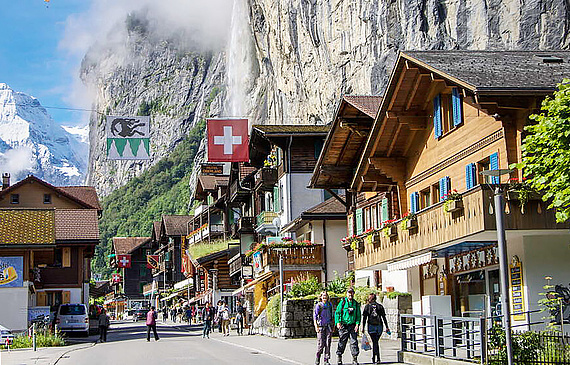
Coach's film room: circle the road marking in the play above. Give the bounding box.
[210,338,304,365]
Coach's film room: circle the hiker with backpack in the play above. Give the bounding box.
[362,292,390,364]
[335,288,361,365]
[314,291,334,365]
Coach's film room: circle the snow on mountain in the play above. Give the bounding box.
[62,125,89,144]
[0,83,88,185]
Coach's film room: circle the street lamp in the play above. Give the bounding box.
[481,168,514,365]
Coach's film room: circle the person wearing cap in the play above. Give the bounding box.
[335,288,361,365]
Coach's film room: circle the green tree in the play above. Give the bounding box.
[517,79,570,222]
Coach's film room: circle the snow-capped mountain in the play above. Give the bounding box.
[0,83,88,185]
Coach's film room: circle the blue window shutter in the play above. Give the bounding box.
[439,178,446,201]
[471,163,477,186]
[452,88,463,126]
[410,193,415,213]
[446,176,451,195]
[490,153,499,183]
[433,94,442,138]
[356,208,363,235]
[466,163,477,189]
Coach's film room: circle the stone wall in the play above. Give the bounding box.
[253,295,412,339]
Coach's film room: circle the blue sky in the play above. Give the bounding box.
[0,0,90,127]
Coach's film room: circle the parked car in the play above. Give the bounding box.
[0,325,14,346]
[55,304,89,336]
[133,309,147,322]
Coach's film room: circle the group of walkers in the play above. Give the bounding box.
[313,288,390,365]
[162,303,197,324]
[201,299,246,338]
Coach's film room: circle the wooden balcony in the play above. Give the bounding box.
[255,211,279,235]
[229,180,251,203]
[353,185,570,270]
[238,216,254,233]
[260,244,324,271]
[228,253,252,277]
[254,167,278,190]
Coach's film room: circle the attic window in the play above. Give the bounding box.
[535,55,564,63]
[10,194,19,204]
[44,194,52,204]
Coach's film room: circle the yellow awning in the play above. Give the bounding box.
[231,271,274,296]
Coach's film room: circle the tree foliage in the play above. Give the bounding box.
[517,79,570,222]
[92,121,205,277]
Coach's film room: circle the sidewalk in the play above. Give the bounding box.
[168,320,403,364]
[0,342,94,365]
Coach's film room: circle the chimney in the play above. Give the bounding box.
[2,173,10,190]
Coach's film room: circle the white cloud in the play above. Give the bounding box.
[0,147,34,177]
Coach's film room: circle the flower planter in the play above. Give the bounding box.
[387,225,398,237]
[445,199,463,213]
[405,218,417,230]
[507,190,541,202]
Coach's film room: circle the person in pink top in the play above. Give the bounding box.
[146,306,160,341]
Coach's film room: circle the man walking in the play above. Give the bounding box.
[314,291,334,365]
[98,308,110,343]
[235,300,245,335]
[146,306,160,342]
[202,302,214,338]
[335,288,361,365]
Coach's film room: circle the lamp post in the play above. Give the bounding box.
[481,169,514,365]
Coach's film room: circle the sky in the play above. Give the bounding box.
[0,0,91,127]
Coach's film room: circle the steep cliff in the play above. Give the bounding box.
[239,0,570,126]
[82,12,226,196]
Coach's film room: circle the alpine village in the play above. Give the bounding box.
[1,2,570,365]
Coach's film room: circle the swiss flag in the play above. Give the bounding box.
[207,119,249,162]
[111,273,122,283]
[116,254,131,268]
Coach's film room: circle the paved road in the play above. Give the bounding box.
[56,321,301,365]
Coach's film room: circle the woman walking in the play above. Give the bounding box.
[314,291,334,365]
[362,293,390,364]
[220,302,230,336]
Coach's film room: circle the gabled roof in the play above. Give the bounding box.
[0,175,100,210]
[55,209,99,241]
[303,196,346,217]
[113,237,151,255]
[403,50,570,93]
[152,221,162,241]
[197,175,229,191]
[162,215,192,236]
[343,96,382,119]
[0,209,55,245]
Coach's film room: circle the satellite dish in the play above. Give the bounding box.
[272,217,281,229]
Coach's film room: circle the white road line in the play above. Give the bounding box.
[210,338,304,365]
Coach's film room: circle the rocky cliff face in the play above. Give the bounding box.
[82,13,226,196]
[239,0,570,126]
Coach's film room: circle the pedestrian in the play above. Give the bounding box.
[98,308,110,343]
[170,307,177,323]
[216,300,224,332]
[185,307,192,324]
[335,288,361,365]
[314,291,334,365]
[146,306,160,342]
[235,300,245,335]
[162,307,168,321]
[220,302,230,336]
[362,293,390,365]
[202,302,214,338]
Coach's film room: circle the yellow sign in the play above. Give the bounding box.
[510,259,526,321]
[0,266,17,286]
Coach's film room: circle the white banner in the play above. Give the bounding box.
[106,116,150,160]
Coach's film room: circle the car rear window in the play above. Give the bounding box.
[60,305,86,315]
[1,330,11,335]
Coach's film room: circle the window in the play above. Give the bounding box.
[10,194,19,204]
[43,194,51,204]
[53,248,63,267]
[364,207,370,230]
[314,139,324,159]
[434,88,463,138]
[478,158,492,185]
[371,205,378,229]
[431,183,440,205]
[420,188,431,209]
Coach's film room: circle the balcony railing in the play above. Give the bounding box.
[256,211,278,227]
[260,244,324,268]
[353,185,570,271]
[238,217,254,232]
[254,167,278,190]
[142,282,164,295]
[230,180,251,203]
[228,254,252,277]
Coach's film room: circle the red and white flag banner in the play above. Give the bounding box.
[116,254,131,268]
[207,119,249,162]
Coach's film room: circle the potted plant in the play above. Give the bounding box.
[443,189,463,213]
[382,219,398,238]
[400,212,417,230]
[507,177,539,214]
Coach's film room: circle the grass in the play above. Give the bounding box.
[187,240,230,260]
[7,330,66,349]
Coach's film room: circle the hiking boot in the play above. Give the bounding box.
[337,355,343,365]
[352,357,359,365]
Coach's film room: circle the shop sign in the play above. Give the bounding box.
[252,252,263,274]
[510,256,526,321]
[0,256,23,287]
[242,265,253,279]
[201,163,224,175]
[449,245,498,274]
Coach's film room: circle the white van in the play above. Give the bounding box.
[0,325,14,346]
[56,304,89,336]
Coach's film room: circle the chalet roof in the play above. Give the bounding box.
[112,237,151,255]
[404,51,570,92]
[0,209,55,244]
[197,175,229,191]
[251,125,330,136]
[162,215,192,236]
[0,176,100,210]
[343,96,382,118]
[304,196,346,216]
[54,209,99,241]
[239,164,256,180]
[309,95,384,189]
[282,196,346,233]
[58,186,102,210]
[152,221,162,241]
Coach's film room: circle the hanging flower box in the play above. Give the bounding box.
[445,199,463,213]
[400,212,417,231]
[405,218,417,230]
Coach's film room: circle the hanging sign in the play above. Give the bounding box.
[106,116,150,160]
[252,251,263,274]
[147,255,159,269]
[510,256,526,321]
[201,163,224,175]
[0,257,23,287]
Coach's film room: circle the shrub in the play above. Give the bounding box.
[267,294,281,326]
[286,275,322,299]
[9,329,65,349]
[326,271,353,295]
[385,291,411,300]
[355,286,383,304]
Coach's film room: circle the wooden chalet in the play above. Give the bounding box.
[313,51,570,323]
[0,174,101,331]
